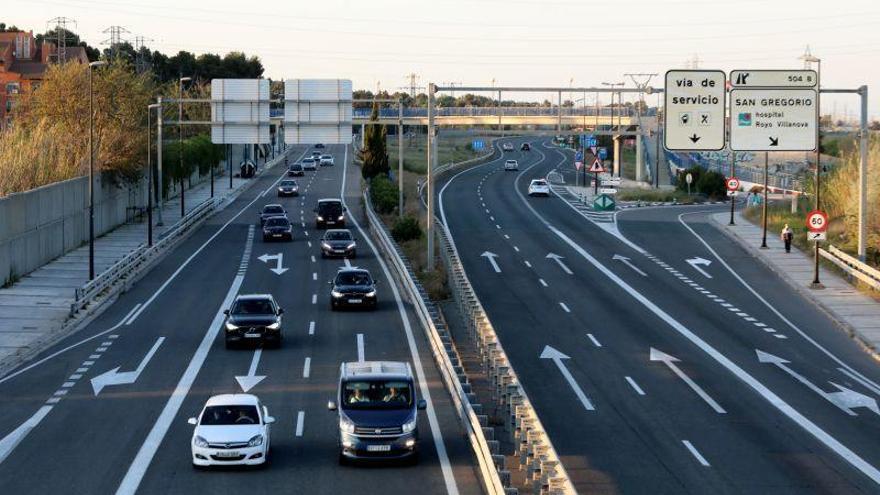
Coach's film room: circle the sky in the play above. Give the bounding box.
[6,0,880,119]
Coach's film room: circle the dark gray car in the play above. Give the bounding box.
[320,229,356,258]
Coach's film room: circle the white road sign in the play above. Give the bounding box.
[807,231,827,241]
[599,188,618,195]
[730,70,817,88]
[664,70,726,151]
[729,89,817,151]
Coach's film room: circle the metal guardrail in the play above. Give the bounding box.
[70,198,216,315]
[820,245,880,292]
[363,192,508,495]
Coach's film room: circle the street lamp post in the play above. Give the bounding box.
[87,60,107,281]
[147,103,161,246]
[801,52,823,288]
[178,76,192,218]
[602,81,625,176]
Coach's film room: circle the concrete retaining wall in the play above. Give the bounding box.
[0,174,145,284]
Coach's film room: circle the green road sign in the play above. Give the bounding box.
[593,194,616,211]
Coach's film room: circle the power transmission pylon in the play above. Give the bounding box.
[101,25,130,61]
[132,35,153,73]
[46,17,76,63]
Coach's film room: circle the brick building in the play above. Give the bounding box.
[0,30,89,130]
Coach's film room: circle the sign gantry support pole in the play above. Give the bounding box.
[156,97,164,226]
[761,152,769,248]
[399,102,404,218]
[729,151,736,225]
[812,72,823,288]
[426,83,435,272]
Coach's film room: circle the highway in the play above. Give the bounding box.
[438,137,880,494]
[0,145,479,494]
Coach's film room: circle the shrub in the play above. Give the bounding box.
[370,175,399,214]
[696,169,727,199]
[391,216,422,242]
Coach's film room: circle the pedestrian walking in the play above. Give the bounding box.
[781,224,794,253]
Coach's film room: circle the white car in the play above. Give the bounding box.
[502,143,514,152]
[320,154,334,166]
[302,158,317,171]
[528,179,551,196]
[189,394,275,468]
[504,159,519,171]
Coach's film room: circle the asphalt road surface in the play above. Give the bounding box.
[0,145,480,495]
[439,137,880,494]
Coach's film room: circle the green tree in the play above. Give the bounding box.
[359,103,389,179]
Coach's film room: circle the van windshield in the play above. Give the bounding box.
[341,380,413,410]
[319,202,342,216]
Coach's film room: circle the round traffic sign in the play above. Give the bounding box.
[685,173,693,184]
[726,177,740,191]
[806,210,828,233]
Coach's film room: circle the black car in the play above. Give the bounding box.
[314,199,346,228]
[329,268,377,310]
[277,179,299,197]
[520,143,531,151]
[223,294,283,348]
[262,216,293,242]
[320,229,356,258]
[288,163,304,176]
[259,204,287,225]
[314,143,325,149]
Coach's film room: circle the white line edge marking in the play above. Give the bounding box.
[0,405,53,465]
[625,376,646,396]
[587,333,602,348]
[357,333,365,362]
[682,440,711,467]
[342,145,459,495]
[295,411,305,437]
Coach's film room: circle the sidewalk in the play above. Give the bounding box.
[712,211,880,357]
[0,154,287,369]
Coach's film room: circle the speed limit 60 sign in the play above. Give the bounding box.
[806,210,828,233]
[726,177,740,191]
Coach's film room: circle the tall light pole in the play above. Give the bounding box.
[147,103,160,246]
[178,76,192,218]
[87,60,107,281]
[800,50,823,288]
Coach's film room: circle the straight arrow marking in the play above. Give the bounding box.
[541,345,595,411]
[481,251,501,273]
[91,337,165,396]
[686,257,713,279]
[613,254,647,277]
[650,348,726,414]
[235,349,266,393]
[546,253,573,274]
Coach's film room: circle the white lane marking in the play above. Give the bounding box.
[587,333,602,348]
[504,234,510,239]
[101,341,113,346]
[89,355,101,359]
[357,333,365,362]
[295,411,305,437]
[96,347,108,352]
[754,322,767,327]
[304,231,309,237]
[53,390,67,396]
[0,405,53,464]
[311,255,316,263]
[308,321,315,335]
[625,376,646,396]
[123,304,143,325]
[311,294,317,304]
[720,303,733,308]
[69,374,82,380]
[307,241,312,248]
[559,302,571,313]
[539,279,548,287]
[678,211,880,402]
[75,368,88,373]
[303,357,311,378]
[650,348,727,414]
[683,440,711,467]
[108,335,119,339]
[343,145,459,495]
[775,334,789,339]
[61,382,75,388]
[744,317,757,322]
[83,361,94,366]
[490,215,495,221]
[46,397,60,405]
[495,224,501,229]
[312,272,317,281]
[524,261,532,268]
[115,273,245,495]
[513,246,520,252]
[763,327,777,333]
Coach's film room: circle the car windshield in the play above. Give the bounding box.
[506,161,516,164]
[532,180,547,186]
[231,298,275,315]
[303,159,314,163]
[265,218,289,227]
[319,202,343,215]
[200,405,261,425]
[290,164,302,170]
[263,206,284,214]
[336,271,372,286]
[321,155,331,159]
[325,231,352,241]
[342,380,413,410]
[280,180,296,186]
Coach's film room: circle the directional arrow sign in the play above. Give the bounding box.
[686,257,713,279]
[757,350,880,416]
[258,253,289,275]
[481,251,501,273]
[593,194,615,211]
[612,254,647,277]
[689,134,701,144]
[540,345,595,411]
[235,348,266,392]
[651,348,726,414]
[546,253,573,275]
[664,70,726,151]
[769,136,779,147]
[91,337,165,395]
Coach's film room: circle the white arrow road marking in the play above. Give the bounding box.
[546,253,573,274]
[344,257,352,268]
[612,254,647,277]
[757,350,880,416]
[650,348,726,414]
[235,349,266,393]
[481,251,501,273]
[90,337,165,396]
[257,253,288,275]
[686,257,713,279]
[540,345,595,411]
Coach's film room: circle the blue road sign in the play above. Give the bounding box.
[598,147,608,161]
[587,135,598,147]
[472,140,484,150]
[575,151,584,162]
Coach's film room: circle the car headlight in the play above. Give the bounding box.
[346,242,356,249]
[225,322,239,331]
[365,290,376,298]
[337,215,345,221]
[266,322,280,330]
[317,215,324,221]
[321,241,331,249]
[331,290,344,298]
[247,435,263,447]
[339,416,355,434]
[193,435,209,448]
[402,417,417,434]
